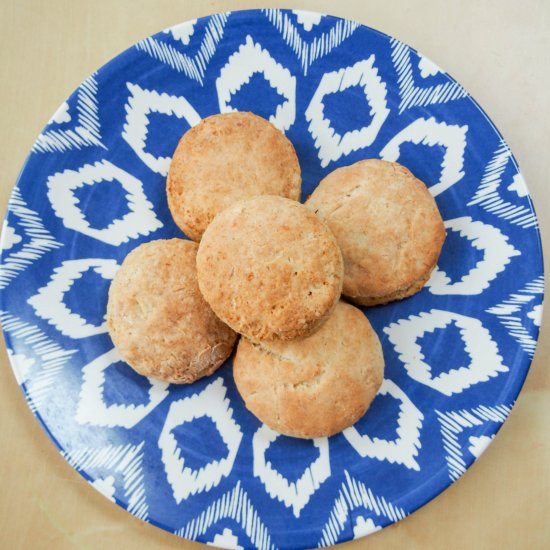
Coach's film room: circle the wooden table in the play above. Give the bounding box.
[0,1,548,548]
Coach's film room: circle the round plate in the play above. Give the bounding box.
[0,9,544,549]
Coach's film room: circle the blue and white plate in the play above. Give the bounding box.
[0,9,544,549]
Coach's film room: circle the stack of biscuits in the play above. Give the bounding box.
[107,112,445,439]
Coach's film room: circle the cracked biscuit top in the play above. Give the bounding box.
[306,159,446,306]
[196,195,344,342]
[167,111,302,242]
[107,239,237,384]
[233,301,384,438]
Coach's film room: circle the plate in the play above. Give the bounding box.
[0,9,544,549]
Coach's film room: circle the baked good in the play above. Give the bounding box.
[196,195,344,341]
[107,239,237,383]
[306,159,445,305]
[233,301,384,438]
[167,111,302,241]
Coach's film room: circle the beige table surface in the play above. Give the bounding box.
[0,1,548,548]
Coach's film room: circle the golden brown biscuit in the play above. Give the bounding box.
[196,195,344,342]
[306,159,445,306]
[233,301,384,438]
[167,112,302,241]
[107,239,237,383]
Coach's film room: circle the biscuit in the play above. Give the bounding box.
[233,301,384,438]
[306,159,445,306]
[196,195,344,342]
[107,239,237,383]
[167,112,302,241]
